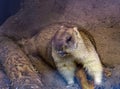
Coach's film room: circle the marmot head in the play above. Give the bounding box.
[52,26,79,57]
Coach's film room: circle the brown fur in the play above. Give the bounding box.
[0,22,98,88]
[31,22,100,87]
[76,68,94,89]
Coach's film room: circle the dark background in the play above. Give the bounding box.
[0,0,21,25]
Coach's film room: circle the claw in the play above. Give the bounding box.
[104,68,112,78]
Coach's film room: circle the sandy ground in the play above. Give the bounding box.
[0,0,120,89]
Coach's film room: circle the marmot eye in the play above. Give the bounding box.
[66,36,72,43]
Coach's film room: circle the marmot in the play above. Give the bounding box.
[51,25,103,85]
[20,22,103,86]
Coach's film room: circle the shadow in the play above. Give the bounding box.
[0,0,21,25]
[0,0,69,40]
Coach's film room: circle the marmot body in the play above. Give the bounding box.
[19,22,103,85]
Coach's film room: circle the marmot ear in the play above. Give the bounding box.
[73,27,78,31]
[73,27,79,35]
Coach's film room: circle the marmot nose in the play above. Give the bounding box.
[57,51,67,57]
